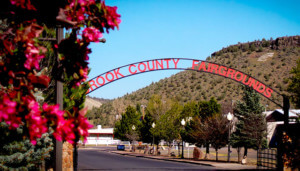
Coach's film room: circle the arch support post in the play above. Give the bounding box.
[277,95,290,171]
[283,95,290,127]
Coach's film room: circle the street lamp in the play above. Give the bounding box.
[181,119,186,159]
[131,125,136,152]
[152,122,156,155]
[227,112,233,162]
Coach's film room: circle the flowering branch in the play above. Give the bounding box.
[0,0,121,145]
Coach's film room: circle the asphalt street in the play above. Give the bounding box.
[78,148,216,171]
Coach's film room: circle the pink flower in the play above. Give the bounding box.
[77,114,93,143]
[10,0,36,10]
[25,98,48,145]
[82,27,103,43]
[42,103,67,142]
[0,92,22,129]
[24,42,45,70]
[59,119,76,144]
[101,2,121,33]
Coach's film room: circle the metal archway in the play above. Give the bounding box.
[86,57,291,170]
[86,58,285,107]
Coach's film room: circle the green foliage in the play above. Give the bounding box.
[230,86,267,156]
[156,101,182,144]
[207,114,229,160]
[114,106,141,141]
[64,76,90,112]
[287,58,300,108]
[0,122,53,170]
[181,101,198,119]
[196,97,221,120]
[139,112,154,143]
[250,43,256,51]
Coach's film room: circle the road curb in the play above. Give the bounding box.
[110,151,214,167]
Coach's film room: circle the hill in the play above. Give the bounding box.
[86,36,300,127]
[84,96,111,110]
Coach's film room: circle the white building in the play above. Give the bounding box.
[85,125,120,145]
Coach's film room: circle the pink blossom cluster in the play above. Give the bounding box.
[82,27,103,43]
[25,98,48,145]
[0,92,21,129]
[68,0,96,22]
[10,0,36,11]
[0,91,93,145]
[24,42,45,70]
[101,2,121,32]
[1,0,120,145]
[77,67,89,86]
[77,114,93,143]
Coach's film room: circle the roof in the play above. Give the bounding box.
[88,126,114,134]
[265,109,300,122]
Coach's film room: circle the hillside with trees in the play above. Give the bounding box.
[86,36,300,127]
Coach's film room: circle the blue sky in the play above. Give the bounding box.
[87,0,300,99]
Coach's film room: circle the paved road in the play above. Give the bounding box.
[78,148,216,171]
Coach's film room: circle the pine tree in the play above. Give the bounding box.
[114,106,141,141]
[139,112,154,144]
[230,86,266,162]
[0,122,53,170]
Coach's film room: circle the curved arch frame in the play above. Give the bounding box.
[86,58,283,107]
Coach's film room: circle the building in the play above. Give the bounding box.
[85,125,120,145]
[265,109,299,147]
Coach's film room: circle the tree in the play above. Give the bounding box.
[288,58,300,108]
[181,101,198,144]
[139,112,154,144]
[230,86,266,163]
[0,123,53,170]
[146,95,170,145]
[197,97,221,120]
[194,97,221,158]
[190,114,229,161]
[158,101,182,156]
[114,106,141,142]
[208,114,229,161]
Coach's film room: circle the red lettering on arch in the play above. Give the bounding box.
[114,68,124,79]
[173,59,180,68]
[156,60,164,69]
[257,83,266,93]
[88,80,98,91]
[249,79,260,90]
[164,59,171,68]
[242,75,251,85]
[192,60,199,70]
[234,72,244,82]
[138,62,147,72]
[226,68,236,79]
[219,66,227,76]
[106,72,114,82]
[96,76,105,86]
[209,63,219,74]
[129,64,137,74]
[264,88,273,98]
[198,61,207,71]
[147,61,155,70]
